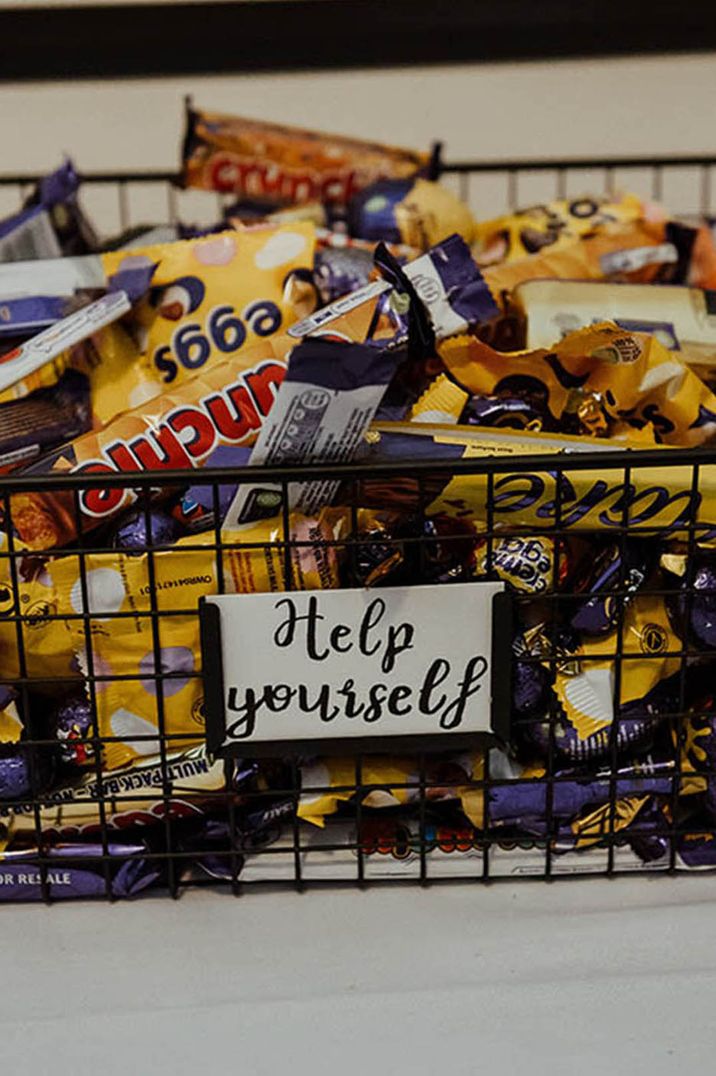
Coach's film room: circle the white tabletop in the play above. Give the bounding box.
[5,875,716,1075]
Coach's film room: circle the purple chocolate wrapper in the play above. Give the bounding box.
[50,695,94,767]
[487,755,675,826]
[348,178,414,245]
[571,541,653,637]
[314,244,375,305]
[111,507,184,550]
[0,841,161,900]
[461,394,546,430]
[0,367,92,472]
[0,747,33,800]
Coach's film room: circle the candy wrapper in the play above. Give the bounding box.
[0,286,136,405]
[459,748,676,831]
[0,368,91,473]
[482,219,715,302]
[569,539,656,636]
[0,840,160,901]
[513,278,716,360]
[348,177,475,250]
[437,323,716,445]
[363,421,716,539]
[679,707,716,818]
[472,192,647,265]
[312,232,419,306]
[0,295,69,339]
[8,333,295,549]
[1,744,243,841]
[181,103,428,203]
[223,337,403,528]
[516,595,682,762]
[298,753,475,827]
[288,233,498,350]
[0,159,98,263]
[25,509,344,769]
[102,223,316,391]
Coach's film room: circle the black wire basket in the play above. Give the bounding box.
[1,154,716,902]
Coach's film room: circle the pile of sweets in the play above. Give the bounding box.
[1,103,716,900]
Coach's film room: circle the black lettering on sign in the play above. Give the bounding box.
[220,586,496,744]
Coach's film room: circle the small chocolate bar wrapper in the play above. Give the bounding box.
[288,234,498,347]
[181,103,428,203]
[223,337,401,528]
[0,840,160,901]
[0,159,98,263]
[0,295,69,338]
[0,745,238,841]
[0,291,130,394]
[0,367,92,472]
[347,176,475,250]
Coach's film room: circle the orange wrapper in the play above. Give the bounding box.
[9,335,294,550]
[182,103,429,204]
[438,323,716,447]
[482,219,688,299]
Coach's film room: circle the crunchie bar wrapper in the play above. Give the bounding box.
[181,103,429,203]
[8,334,294,549]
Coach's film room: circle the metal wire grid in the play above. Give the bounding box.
[1,154,716,230]
[0,155,715,899]
[0,444,714,897]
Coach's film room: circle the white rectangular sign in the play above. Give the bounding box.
[202,581,506,754]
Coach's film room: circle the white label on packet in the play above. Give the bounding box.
[0,253,106,300]
[0,290,131,393]
[223,378,382,528]
[600,243,678,276]
[0,210,62,263]
[287,279,390,339]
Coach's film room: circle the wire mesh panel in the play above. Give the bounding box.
[0,445,714,898]
[2,154,715,238]
[0,156,716,901]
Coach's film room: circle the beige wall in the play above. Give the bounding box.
[1,52,715,229]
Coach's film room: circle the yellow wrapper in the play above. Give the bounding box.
[552,593,681,745]
[0,539,79,705]
[475,534,556,593]
[181,106,428,201]
[71,321,160,426]
[40,512,342,769]
[0,355,70,405]
[102,224,316,394]
[367,420,715,537]
[0,743,227,840]
[482,220,684,299]
[439,323,716,446]
[675,710,716,797]
[472,192,646,265]
[567,794,651,850]
[389,178,475,249]
[298,753,479,827]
